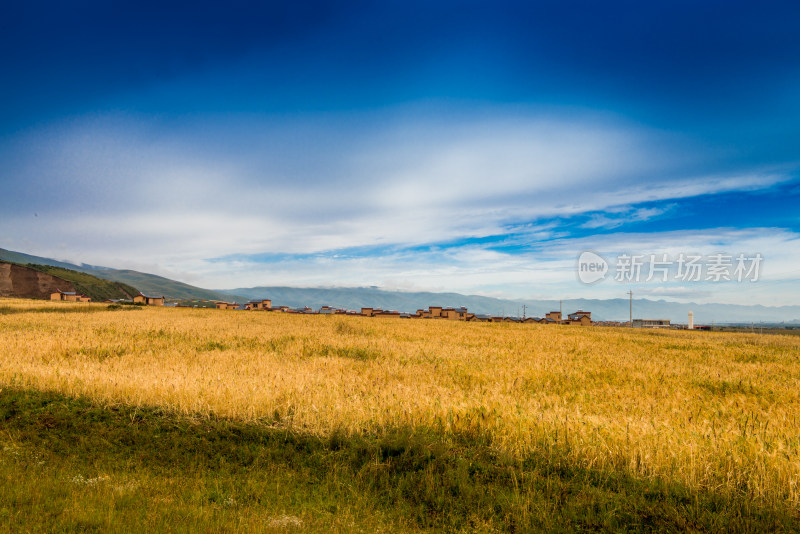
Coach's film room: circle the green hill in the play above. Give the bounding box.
[22,264,140,302]
[0,248,241,301]
[86,268,239,301]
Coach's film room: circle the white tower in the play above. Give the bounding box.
[688,311,694,330]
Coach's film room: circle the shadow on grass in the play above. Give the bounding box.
[0,388,796,532]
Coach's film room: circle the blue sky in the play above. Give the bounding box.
[1,1,799,304]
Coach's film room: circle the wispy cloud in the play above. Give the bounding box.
[581,206,673,229]
[2,110,793,255]
[172,226,800,306]
[1,108,797,305]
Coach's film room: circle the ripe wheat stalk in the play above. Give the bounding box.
[1,297,798,510]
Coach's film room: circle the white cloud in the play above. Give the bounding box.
[1,107,797,304]
[138,226,797,307]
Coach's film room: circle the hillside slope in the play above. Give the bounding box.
[0,262,76,299]
[22,264,139,301]
[88,268,240,301]
[0,248,239,301]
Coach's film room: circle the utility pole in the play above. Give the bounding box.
[559,300,562,315]
[628,290,633,326]
[522,304,527,320]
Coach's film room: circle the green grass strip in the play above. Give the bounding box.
[0,388,796,533]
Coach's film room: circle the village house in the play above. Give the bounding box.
[567,311,592,325]
[535,310,593,325]
[133,294,165,306]
[215,301,237,310]
[413,306,473,320]
[441,307,471,320]
[569,310,591,320]
[51,290,76,301]
[50,290,91,302]
[244,299,271,310]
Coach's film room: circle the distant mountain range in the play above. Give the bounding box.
[1,247,797,324]
[219,286,800,325]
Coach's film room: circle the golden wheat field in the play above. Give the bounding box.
[2,298,799,511]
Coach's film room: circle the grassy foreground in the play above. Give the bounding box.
[1,298,799,531]
[1,388,796,533]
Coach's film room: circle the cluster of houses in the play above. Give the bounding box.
[50,289,91,302]
[214,298,594,325]
[48,289,592,326]
[362,306,593,324]
[45,289,698,330]
[50,290,167,306]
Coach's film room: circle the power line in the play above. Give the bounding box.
[628,289,633,326]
